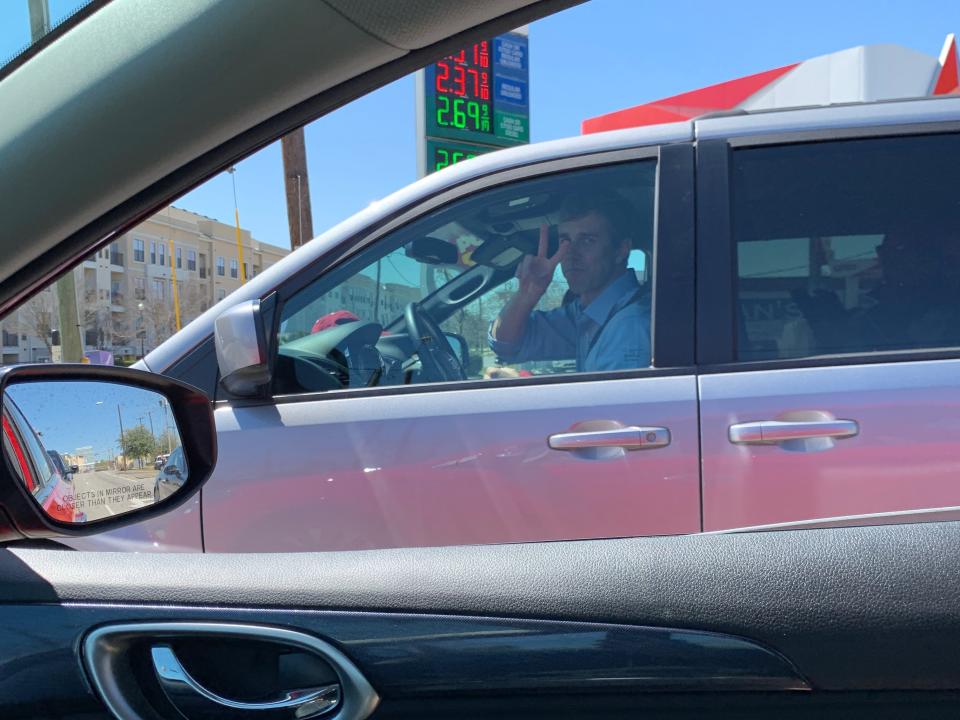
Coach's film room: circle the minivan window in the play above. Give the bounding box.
[733,133,960,361]
[275,162,657,393]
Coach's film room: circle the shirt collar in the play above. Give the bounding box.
[577,271,641,325]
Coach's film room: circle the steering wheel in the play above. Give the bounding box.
[404,302,466,382]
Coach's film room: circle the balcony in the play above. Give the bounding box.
[110,252,125,269]
[110,292,126,311]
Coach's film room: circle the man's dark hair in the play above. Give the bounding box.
[561,191,634,245]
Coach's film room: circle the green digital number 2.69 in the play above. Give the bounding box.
[437,96,472,130]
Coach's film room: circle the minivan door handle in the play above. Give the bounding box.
[729,419,859,445]
[548,426,671,451]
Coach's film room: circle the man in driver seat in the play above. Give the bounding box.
[489,193,650,372]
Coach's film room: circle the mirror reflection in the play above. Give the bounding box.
[2,380,187,524]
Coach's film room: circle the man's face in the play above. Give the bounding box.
[558,211,629,302]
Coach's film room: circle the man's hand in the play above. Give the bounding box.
[515,224,567,303]
[491,225,566,348]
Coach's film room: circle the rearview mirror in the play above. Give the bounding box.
[0,365,215,541]
[405,237,459,265]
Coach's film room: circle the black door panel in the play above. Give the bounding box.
[3,521,960,701]
[1,606,808,716]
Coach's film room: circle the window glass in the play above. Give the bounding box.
[176,247,182,269]
[733,134,960,361]
[216,257,225,276]
[275,162,656,394]
[188,250,197,271]
[150,241,157,265]
[133,239,145,263]
[230,259,238,279]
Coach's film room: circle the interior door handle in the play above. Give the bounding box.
[548,426,670,451]
[152,645,341,719]
[729,419,859,445]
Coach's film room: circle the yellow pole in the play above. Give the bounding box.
[169,237,181,331]
[234,207,247,284]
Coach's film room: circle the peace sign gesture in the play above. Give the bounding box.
[515,224,566,302]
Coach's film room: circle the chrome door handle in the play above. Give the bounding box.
[152,645,341,719]
[548,426,670,451]
[729,419,859,445]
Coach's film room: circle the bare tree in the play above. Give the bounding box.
[142,287,175,348]
[14,290,55,355]
[177,279,209,326]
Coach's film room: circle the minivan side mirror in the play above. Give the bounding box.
[214,299,271,397]
[0,364,216,542]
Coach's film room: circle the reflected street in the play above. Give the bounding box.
[69,469,156,522]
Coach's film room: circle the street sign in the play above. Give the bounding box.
[416,30,529,177]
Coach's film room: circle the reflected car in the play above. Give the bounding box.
[1,399,84,523]
[46,449,78,484]
[154,453,170,470]
[154,447,186,502]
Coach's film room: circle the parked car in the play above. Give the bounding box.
[2,399,83,523]
[46,449,78,483]
[79,92,960,554]
[153,447,186,502]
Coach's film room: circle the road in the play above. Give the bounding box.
[69,468,156,522]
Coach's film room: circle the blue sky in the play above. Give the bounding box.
[1,1,955,250]
[7,381,177,460]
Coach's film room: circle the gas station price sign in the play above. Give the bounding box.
[417,31,529,176]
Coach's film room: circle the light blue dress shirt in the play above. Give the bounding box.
[489,271,651,371]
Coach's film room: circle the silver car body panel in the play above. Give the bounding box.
[204,376,701,552]
[700,359,960,531]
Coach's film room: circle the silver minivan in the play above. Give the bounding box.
[70,95,960,552]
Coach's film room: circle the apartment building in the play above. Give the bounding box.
[2,206,289,364]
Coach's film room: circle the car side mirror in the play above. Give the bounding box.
[215,299,271,397]
[0,364,216,542]
[164,465,179,476]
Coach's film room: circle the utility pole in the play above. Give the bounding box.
[29,0,84,363]
[227,168,248,284]
[280,129,314,249]
[169,237,181,330]
[27,0,49,41]
[116,405,126,471]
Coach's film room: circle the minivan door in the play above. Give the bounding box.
[697,130,960,531]
[203,146,700,551]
